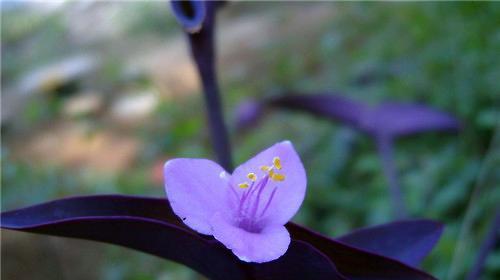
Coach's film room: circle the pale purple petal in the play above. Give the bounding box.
[230,141,306,226]
[210,213,290,263]
[164,158,233,235]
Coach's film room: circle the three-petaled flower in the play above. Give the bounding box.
[164,141,306,263]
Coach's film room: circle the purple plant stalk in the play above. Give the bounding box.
[171,0,233,171]
[377,136,408,218]
[466,208,500,280]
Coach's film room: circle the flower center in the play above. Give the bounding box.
[234,157,285,232]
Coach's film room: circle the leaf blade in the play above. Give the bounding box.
[337,219,444,266]
[287,222,438,280]
[1,195,346,280]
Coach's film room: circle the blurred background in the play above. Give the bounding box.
[1,1,499,279]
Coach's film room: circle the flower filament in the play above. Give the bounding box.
[235,157,286,232]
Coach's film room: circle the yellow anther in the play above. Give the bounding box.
[260,165,271,172]
[268,169,285,181]
[238,183,249,189]
[273,157,282,170]
[247,173,257,181]
[271,172,286,182]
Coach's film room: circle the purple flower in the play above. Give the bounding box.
[164,141,306,263]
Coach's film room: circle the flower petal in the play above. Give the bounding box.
[211,213,290,263]
[164,158,233,235]
[231,141,307,226]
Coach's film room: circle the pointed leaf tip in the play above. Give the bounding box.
[337,219,444,267]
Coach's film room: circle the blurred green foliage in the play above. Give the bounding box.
[1,8,68,84]
[2,2,499,280]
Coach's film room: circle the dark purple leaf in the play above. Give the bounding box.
[1,195,245,280]
[234,100,265,131]
[264,93,460,139]
[250,240,346,280]
[1,195,179,227]
[1,195,345,280]
[337,220,444,267]
[360,102,461,138]
[288,223,438,280]
[267,94,369,129]
[1,195,440,279]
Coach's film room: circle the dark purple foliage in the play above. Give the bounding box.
[264,93,460,139]
[361,102,461,138]
[241,93,460,218]
[234,100,265,131]
[171,0,233,171]
[1,195,441,279]
[249,240,345,280]
[288,223,439,280]
[268,94,369,129]
[337,220,444,267]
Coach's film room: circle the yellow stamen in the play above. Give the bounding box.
[260,165,271,172]
[273,157,282,170]
[238,183,249,189]
[247,172,257,181]
[271,172,285,182]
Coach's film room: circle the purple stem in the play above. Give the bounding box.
[376,135,408,218]
[466,208,500,280]
[182,1,233,171]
